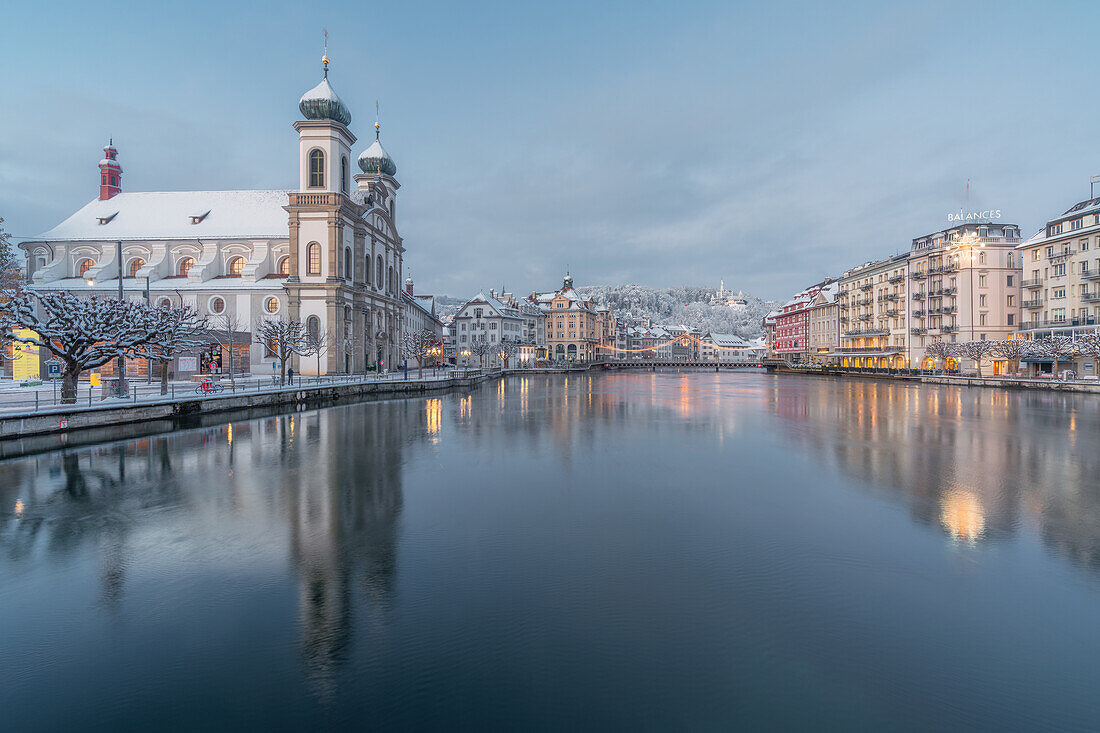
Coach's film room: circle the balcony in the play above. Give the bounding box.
[926,307,942,315]
[912,292,925,300]
[1082,269,1100,281]
[843,328,889,337]
[941,287,957,296]
[878,293,900,302]
[884,309,899,317]
[941,325,958,333]
[859,283,874,291]
[834,345,903,354]
[888,274,906,284]
[941,306,957,315]
[859,313,873,321]
[912,310,925,318]
[1084,292,1100,303]
[910,270,927,279]
[910,327,926,335]
[1021,278,1044,289]
[1021,298,1044,309]
[1021,318,1070,330]
[1050,249,1076,262]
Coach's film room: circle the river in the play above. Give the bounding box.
[2,372,1099,730]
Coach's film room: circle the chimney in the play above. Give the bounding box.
[99,139,122,200]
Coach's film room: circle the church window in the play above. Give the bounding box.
[227,256,245,276]
[307,243,322,275]
[309,149,325,188]
[364,255,372,285]
[109,175,117,187]
[128,258,145,277]
[341,156,348,193]
[157,297,172,309]
[387,266,393,293]
[377,256,384,289]
[178,257,195,277]
[307,316,321,339]
[344,247,352,281]
[277,256,290,276]
[78,258,96,277]
[264,297,280,314]
[209,297,225,314]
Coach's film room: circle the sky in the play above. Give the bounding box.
[2,0,1100,301]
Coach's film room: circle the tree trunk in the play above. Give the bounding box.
[417,357,423,379]
[61,365,79,403]
[160,358,169,395]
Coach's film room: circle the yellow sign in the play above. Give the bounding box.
[90,373,101,387]
[11,329,40,380]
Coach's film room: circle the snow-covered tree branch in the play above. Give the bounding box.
[0,289,160,402]
[255,318,306,384]
[134,304,209,395]
[400,329,437,378]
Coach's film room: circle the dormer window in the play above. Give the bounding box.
[190,211,210,225]
[96,212,118,225]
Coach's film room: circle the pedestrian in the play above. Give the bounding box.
[287,366,294,382]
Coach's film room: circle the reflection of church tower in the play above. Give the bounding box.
[287,400,407,698]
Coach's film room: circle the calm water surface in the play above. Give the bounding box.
[2,372,1100,731]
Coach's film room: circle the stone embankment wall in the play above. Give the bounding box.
[0,374,496,441]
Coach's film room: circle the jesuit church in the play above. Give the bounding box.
[19,51,406,376]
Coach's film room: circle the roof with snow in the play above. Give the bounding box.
[299,77,352,126]
[702,333,751,348]
[28,191,293,242]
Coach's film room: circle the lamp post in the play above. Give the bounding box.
[116,240,127,397]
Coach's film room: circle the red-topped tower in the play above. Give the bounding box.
[98,139,122,200]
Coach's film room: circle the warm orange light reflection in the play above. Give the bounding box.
[940,489,986,542]
[426,398,442,436]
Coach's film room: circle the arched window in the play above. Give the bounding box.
[277,256,290,276]
[978,251,986,265]
[376,255,384,290]
[309,149,325,188]
[387,266,394,293]
[128,258,145,277]
[341,156,348,193]
[264,297,280,314]
[307,316,321,339]
[209,297,226,314]
[178,257,196,276]
[364,255,372,285]
[157,297,172,309]
[307,242,322,275]
[344,247,352,281]
[78,258,96,278]
[227,256,246,276]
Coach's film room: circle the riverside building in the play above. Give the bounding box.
[1017,195,1100,375]
[18,52,407,377]
[834,255,910,369]
[908,222,1022,371]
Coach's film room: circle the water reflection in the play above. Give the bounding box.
[764,376,1100,567]
[3,373,1100,730]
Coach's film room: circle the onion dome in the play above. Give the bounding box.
[298,55,352,126]
[358,119,397,175]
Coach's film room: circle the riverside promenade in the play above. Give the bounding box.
[770,363,1100,393]
[0,368,501,445]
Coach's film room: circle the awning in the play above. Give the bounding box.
[1021,357,1054,363]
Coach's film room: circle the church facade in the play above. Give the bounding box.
[19,53,406,376]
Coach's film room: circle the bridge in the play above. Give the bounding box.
[595,360,763,370]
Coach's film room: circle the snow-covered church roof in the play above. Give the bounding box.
[29,190,293,242]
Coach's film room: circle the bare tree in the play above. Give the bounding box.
[1075,332,1100,375]
[255,318,306,385]
[400,329,436,379]
[1030,335,1081,378]
[0,218,20,294]
[497,336,520,368]
[135,304,209,394]
[300,327,331,378]
[469,336,494,370]
[922,340,953,372]
[0,290,158,402]
[211,312,247,387]
[992,338,1033,376]
[954,340,999,378]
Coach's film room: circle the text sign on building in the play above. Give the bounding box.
[948,209,1002,222]
[178,356,198,372]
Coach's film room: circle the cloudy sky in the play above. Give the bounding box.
[2,0,1099,300]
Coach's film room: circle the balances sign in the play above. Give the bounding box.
[948,209,1002,222]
